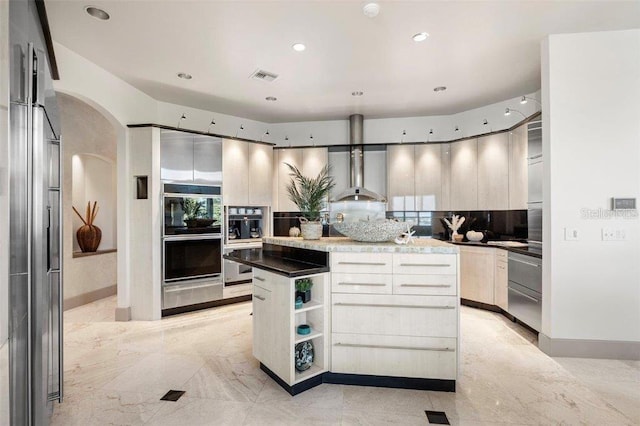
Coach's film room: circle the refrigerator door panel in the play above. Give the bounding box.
[9,102,29,276]
[9,317,29,426]
[47,271,61,401]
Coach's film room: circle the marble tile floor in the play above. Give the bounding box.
[52,296,639,425]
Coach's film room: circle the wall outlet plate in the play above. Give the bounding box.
[602,228,627,241]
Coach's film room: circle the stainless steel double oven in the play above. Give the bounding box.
[162,184,223,314]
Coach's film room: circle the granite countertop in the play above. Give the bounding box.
[262,236,459,254]
[223,248,329,278]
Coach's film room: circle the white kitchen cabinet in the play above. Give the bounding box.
[387,145,415,211]
[477,133,509,210]
[459,246,494,305]
[274,147,328,212]
[223,139,273,206]
[440,144,452,211]
[193,138,222,184]
[252,268,329,386]
[248,143,273,205]
[450,138,478,210]
[509,124,528,209]
[161,133,222,184]
[494,250,508,311]
[415,144,442,211]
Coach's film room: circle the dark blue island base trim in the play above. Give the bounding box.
[259,363,456,396]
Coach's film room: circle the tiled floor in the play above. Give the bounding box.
[53,296,639,425]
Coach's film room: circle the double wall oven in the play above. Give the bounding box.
[162,184,223,314]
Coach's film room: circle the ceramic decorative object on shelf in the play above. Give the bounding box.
[443,214,466,242]
[289,226,301,237]
[295,277,313,303]
[296,324,311,335]
[466,230,484,242]
[295,296,303,309]
[73,201,102,252]
[295,341,314,372]
[284,162,334,240]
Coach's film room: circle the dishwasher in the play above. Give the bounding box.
[507,252,542,332]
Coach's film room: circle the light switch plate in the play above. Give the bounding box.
[564,228,579,241]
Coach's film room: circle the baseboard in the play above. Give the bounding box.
[63,285,117,311]
[115,306,131,322]
[539,333,640,360]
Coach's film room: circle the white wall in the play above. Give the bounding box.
[542,30,640,345]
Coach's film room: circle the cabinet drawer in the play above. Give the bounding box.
[332,293,457,338]
[252,268,287,292]
[331,252,392,274]
[392,274,457,296]
[223,283,252,299]
[496,249,508,260]
[331,273,392,294]
[393,254,457,275]
[332,333,457,380]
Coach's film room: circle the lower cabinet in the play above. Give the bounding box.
[252,268,329,386]
[330,252,459,381]
[459,246,495,305]
[494,250,509,311]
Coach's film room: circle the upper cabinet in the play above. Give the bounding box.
[509,124,528,209]
[415,144,445,211]
[161,131,222,185]
[450,138,478,210]
[477,133,509,210]
[274,147,328,212]
[222,139,273,206]
[387,145,416,211]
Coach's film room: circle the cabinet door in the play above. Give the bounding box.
[252,284,272,364]
[248,143,273,206]
[387,145,415,211]
[509,124,528,209]
[302,147,328,178]
[193,137,222,185]
[415,145,442,210]
[494,258,508,311]
[459,247,494,305]
[276,149,303,212]
[160,136,193,182]
[477,133,509,210]
[222,139,249,205]
[450,139,478,210]
[440,144,451,211]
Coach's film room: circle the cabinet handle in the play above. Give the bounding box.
[164,282,220,292]
[338,282,387,286]
[399,263,451,267]
[400,284,451,288]
[334,342,454,352]
[334,302,455,309]
[497,265,506,270]
[509,287,539,303]
[253,294,266,301]
[509,258,540,268]
[254,276,266,282]
[338,261,387,266]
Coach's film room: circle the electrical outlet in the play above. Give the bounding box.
[602,228,627,241]
[564,228,579,241]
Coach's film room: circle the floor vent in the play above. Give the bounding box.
[250,69,278,82]
[425,410,450,425]
[160,390,186,402]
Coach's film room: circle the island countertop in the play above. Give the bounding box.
[262,236,459,254]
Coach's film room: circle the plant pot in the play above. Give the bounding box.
[300,222,322,240]
[77,224,102,252]
[296,290,311,304]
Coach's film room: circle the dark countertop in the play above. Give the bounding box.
[223,248,329,278]
[447,240,542,259]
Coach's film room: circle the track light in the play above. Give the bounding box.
[429,129,434,135]
[505,107,526,118]
[483,119,488,125]
[207,118,216,133]
[454,126,460,132]
[520,96,542,106]
[177,113,186,128]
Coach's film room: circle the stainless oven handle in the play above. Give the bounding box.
[163,192,221,198]
[164,282,221,292]
[164,273,221,283]
[509,287,540,303]
[164,234,222,241]
[509,258,540,268]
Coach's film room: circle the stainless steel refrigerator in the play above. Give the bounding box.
[9,0,63,424]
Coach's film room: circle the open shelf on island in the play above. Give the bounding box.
[295,329,323,344]
[294,300,323,313]
[294,364,325,384]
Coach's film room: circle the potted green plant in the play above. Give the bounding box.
[285,163,334,240]
[182,198,205,228]
[295,277,314,303]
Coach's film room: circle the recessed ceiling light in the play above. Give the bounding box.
[177,72,192,80]
[292,43,306,52]
[265,96,277,101]
[433,86,447,92]
[85,6,110,20]
[412,32,429,42]
[352,91,364,97]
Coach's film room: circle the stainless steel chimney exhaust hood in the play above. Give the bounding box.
[332,114,386,202]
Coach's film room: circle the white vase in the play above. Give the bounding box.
[300,222,322,240]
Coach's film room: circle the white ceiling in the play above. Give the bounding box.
[46,1,640,123]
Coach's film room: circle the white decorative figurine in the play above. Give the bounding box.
[394,225,416,245]
[443,214,465,242]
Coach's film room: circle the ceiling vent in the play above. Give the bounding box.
[250,69,279,82]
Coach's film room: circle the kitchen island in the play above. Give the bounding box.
[225,237,460,395]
